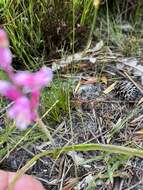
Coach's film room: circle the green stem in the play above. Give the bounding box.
[7,143,143,190]
[86,1,100,49]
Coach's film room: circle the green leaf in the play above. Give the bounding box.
[0,70,9,81]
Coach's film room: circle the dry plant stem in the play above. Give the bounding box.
[37,117,55,147]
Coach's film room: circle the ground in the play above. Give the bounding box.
[1,1,143,189]
[1,45,143,189]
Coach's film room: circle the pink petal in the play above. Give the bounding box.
[0,80,22,100]
[8,97,33,130]
[14,66,53,91]
[0,29,12,73]
[0,170,44,190]
[0,29,9,47]
[13,71,34,91]
[30,90,40,111]
[34,66,53,88]
[0,48,12,72]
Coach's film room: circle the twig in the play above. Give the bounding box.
[37,117,55,147]
[124,71,143,94]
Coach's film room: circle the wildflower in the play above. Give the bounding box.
[30,90,40,116]
[0,170,44,190]
[0,80,22,100]
[0,29,13,74]
[14,66,53,91]
[0,28,53,130]
[14,66,53,118]
[7,96,33,130]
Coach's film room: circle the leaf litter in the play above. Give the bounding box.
[2,43,143,189]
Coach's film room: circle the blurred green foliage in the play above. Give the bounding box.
[0,0,142,70]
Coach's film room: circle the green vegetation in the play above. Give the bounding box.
[0,0,143,189]
[0,0,142,70]
[41,79,72,123]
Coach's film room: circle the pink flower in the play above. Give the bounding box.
[30,90,40,113]
[0,29,53,130]
[7,97,33,130]
[0,29,13,74]
[0,80,22,100]
[13,66,53,123]
[14,66,53,91]
[0,29,9,47]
